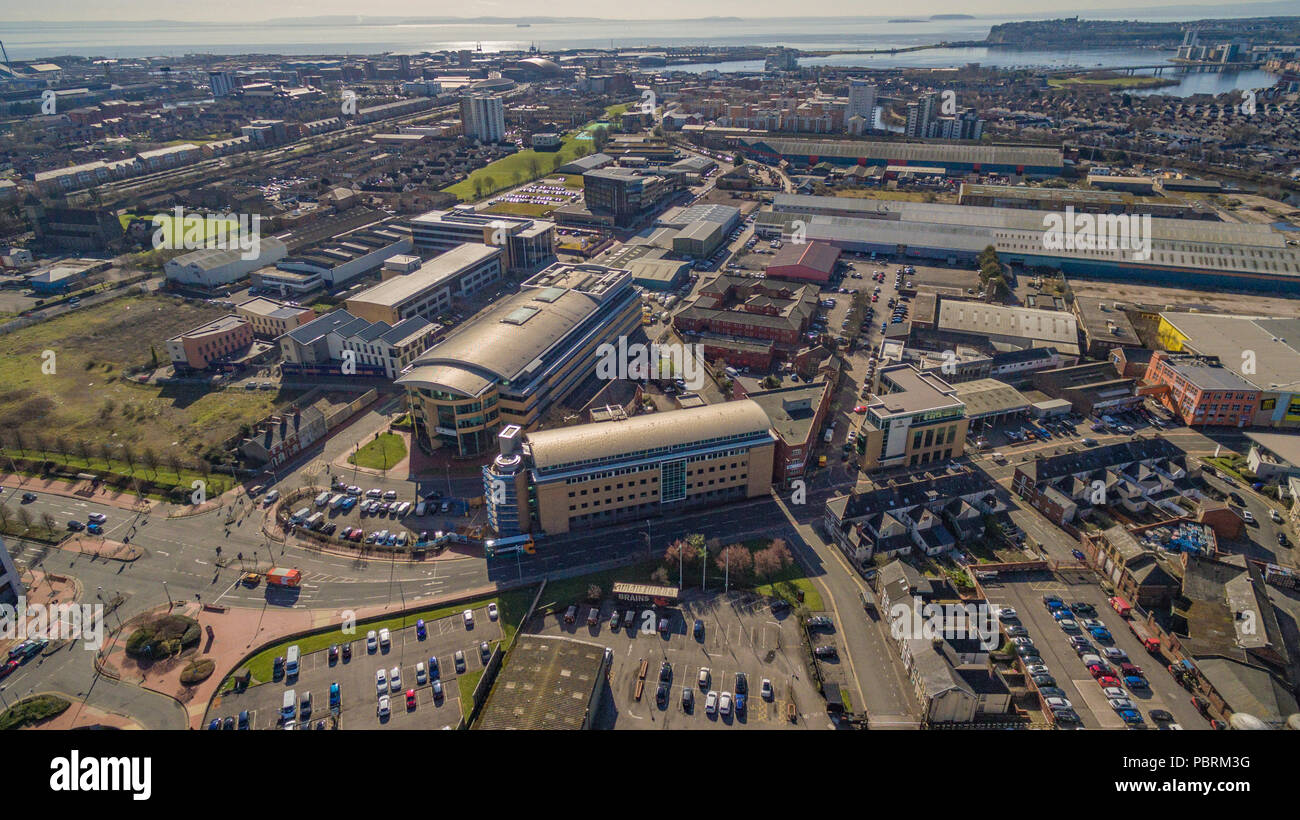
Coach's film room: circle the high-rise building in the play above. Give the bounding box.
[904,92,938,139]
[846,79,877,126]
[209,71,236,97]
[460,92,506,142]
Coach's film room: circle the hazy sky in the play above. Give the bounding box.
[0,0,1274,23]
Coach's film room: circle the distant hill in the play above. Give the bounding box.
[985,15,1300,48]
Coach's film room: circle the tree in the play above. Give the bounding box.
[663,538,699,568]
[40,512,55,534]
[586,583,602,602]
[121,444,136,475]
[143,446,161,479]
[75,440,93,467]
[754,538,794,579]
[715,544,753,581]
[11,430,25,457]
[16,506,32,532]
[0,503,11,530]
[98,442,114,469]
[32,434,47,460]
[527,154,542,179]
[472,178,485,200]
[54,436,69,459]
[167,452,185,482]
[482,175,497,196]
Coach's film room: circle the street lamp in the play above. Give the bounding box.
[162,580,172,609]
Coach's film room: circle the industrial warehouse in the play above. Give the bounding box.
[755,194,1300,292]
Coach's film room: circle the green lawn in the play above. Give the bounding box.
[348,433,407,470]
[1047,75,1170,89]
[0,449,234,496]
[441,132,599,202]
[458,668,484,718]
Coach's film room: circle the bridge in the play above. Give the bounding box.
[1044,61,1265,76]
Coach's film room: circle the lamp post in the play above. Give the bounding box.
[162,580,172,610]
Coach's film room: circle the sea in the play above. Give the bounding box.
[2,8,1291,97]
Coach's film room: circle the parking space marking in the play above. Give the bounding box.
[1072,680,1125,729]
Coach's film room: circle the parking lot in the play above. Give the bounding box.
[526,591,829,729]
[276,487,474,548]
[983,572,1205,730]
[208,605,501,730]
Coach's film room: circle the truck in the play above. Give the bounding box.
[1108,595,1132,617]
[1127,617,1161,654]
[304,512,325,530]
[266,568,303,588]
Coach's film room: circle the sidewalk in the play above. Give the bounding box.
[25,693,146,731]
[59,535,143,562]
[0,568,82,659]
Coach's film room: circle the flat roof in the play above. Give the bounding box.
[1160,313,1300,392]
[869,365,963,416]
[475,635,606,730]
[348,243,501,309]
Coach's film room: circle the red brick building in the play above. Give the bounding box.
[765,240,841,284]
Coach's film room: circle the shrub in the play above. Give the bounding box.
[0,694,70,730]
[125,614,201,659]
[180,658,215,686]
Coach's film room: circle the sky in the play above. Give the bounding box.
[2,0,1293,24]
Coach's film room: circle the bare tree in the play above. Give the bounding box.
[75,440,93,467]
[54,436,69,459]
[16,506,32,532]
[167,452,184,480]
[121,444,136,475]
[40,512,55,534]
[98,442,114,470]
[12,430,26,457]
[32,433,47,460]
[141,447,159,479]
[715,544,754,581]
[0,504,11,530]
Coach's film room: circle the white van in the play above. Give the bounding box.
[282,689,297,722]
[329,494,347,510]
[289,507,310,525]
[285,644,300,678]
[314,491,331,507]
[415,501,427,517]
[304,512,325,530]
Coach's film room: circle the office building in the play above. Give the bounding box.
[905,93,938,139]
[278,309,441,379]
[345,243,503,325]
[460,92,506,142]
[235,297,316,339]
[163,239,289,291]
[166,315,255,372]
[397,263,642,456]
[582,167,681,227]
[855,365,967,471]
[1144,352,1260,428]
[483,401,776,535]
[408,207,555,273]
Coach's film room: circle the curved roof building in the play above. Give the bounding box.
[396,263,641,456]
[516,57,563,76]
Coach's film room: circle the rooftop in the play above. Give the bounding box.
[869,364,963,417]
[347,244,502,309]
[475,635,607,731]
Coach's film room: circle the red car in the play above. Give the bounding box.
[0,659,18,679]
[853,405,868,414]
[1087,663,1110,679]
[1097,675,1122,689]
[405,689,417,710]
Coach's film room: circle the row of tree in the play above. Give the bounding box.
[0,430,218,486]
[977,244,1010,300]
[652,533,795,585]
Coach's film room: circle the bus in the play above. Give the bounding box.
[484,534,536,557]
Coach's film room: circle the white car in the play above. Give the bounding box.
[389,666,401,691]
[87,512,107,524]
[698,667,711,688]
[997,607,1018,621]
[1109,697,1135,711]
[375,669,387,695]
[705,690,719,715]
[378,628,390,648]
[1270,509,1283,524]
[1026,664,1050,677]
[1045,696,1073,711]
[463,609,474,628]
[377,695,390,717]
[262,490,279,506]
[1102,647,1128,661]
[416,662,427,684]
[761,678,773,700]
[1102,687,1127,699]
[487,603,498,621]
[719,691,733,716]
[366,630,377,652]
[1241,510,1255,524]
[1058,619,1080,632]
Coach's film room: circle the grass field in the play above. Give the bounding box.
[442,134,597,202]
[1047,75,1171,89]
[348,433,407,470]
[0,295,302,460]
